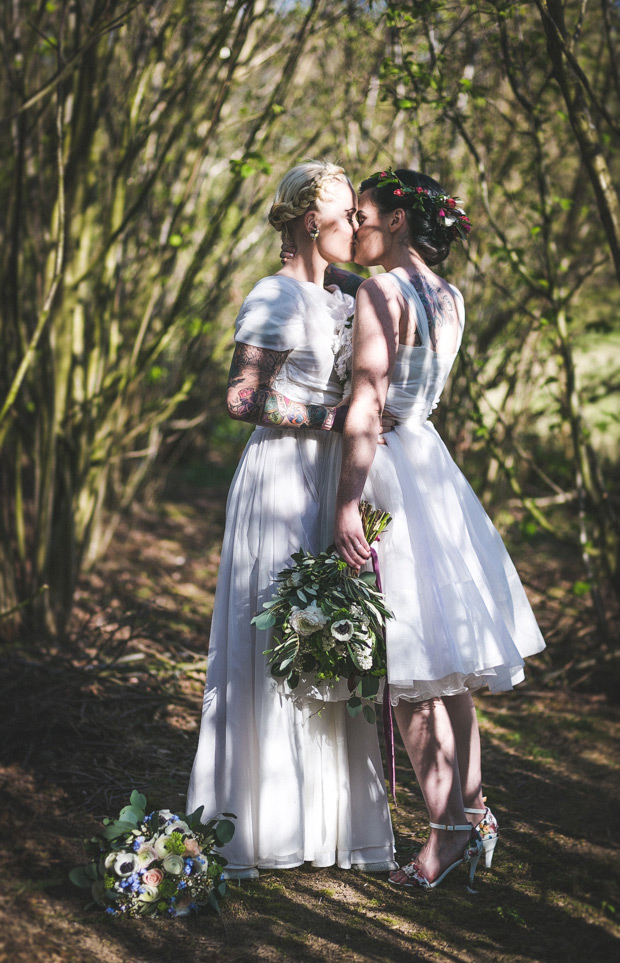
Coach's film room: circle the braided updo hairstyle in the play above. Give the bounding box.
[268,160,351,243]
[359,169,454,266]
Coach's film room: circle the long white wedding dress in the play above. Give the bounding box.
[186,275,396,875]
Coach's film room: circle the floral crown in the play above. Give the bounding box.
[368,169,472,240]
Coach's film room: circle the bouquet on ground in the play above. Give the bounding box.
[253,502,393,723]
[70,791,236,918]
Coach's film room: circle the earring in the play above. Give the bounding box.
[309,227,319,240]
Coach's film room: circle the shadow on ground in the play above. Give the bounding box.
[0,485,618,963]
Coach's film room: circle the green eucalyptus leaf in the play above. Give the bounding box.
[360,675,380,699]
[214,818,236,845]
[252,610,276,630]
[347,698,363,718]
[129,791,147,811]
[101,820,139,840]
[69,864,99,888]
[362,704,377,724]
[118,806,141,825]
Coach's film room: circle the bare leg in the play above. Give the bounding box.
[443,691,485,819]
[393,697,471,882]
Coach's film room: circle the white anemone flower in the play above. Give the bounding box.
[330,619,354,642]
[113,852,138,877]
[165,819,190,836]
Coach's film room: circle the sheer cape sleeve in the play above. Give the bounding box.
[234,276,306,352]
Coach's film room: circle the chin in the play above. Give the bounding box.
[353,251,375,268]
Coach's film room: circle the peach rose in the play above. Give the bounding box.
[183,838,202,857]
[142,868,164,887]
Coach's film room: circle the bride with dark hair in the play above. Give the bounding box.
[333,168,545,891]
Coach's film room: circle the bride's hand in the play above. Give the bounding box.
[378,413,396,445]
[334,504,371,570]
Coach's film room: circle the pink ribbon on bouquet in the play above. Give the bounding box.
[370,544,396,807]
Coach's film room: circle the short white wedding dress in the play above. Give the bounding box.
[187,275,396,875]
[345,268,546,702]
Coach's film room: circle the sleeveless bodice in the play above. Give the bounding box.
[383,270,465,427]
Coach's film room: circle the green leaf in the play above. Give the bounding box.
[118,806,141,825]
[358,572,377,586]
[214,818,236,845]
[252,610,276,630]
[69,864,99,888]
[129,791,147,811]
[101,820,139,840]
[347,697,363,718]
[186,805,205,828]
[572,580,590,597]
[360,675,380,699]
[362,704,377,724]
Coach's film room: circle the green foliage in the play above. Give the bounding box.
[0,0,618,663]
[0,1,401,637]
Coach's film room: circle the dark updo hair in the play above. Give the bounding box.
[359,169,453,266]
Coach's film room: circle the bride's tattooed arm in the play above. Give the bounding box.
[226,343,339,430]
[324,265,365,298]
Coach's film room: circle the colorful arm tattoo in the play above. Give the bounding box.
[324,265,365,299]
[227,343,338,431]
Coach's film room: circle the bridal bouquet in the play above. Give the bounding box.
[253,503,393,723]
[70,791,235,918]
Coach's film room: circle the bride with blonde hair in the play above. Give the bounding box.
[187,161,397,878]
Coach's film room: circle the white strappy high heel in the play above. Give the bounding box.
[464,806,499,868]
[388,823,483,890]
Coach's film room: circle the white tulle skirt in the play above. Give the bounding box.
[186,427,396,872]
[359,421,546,703]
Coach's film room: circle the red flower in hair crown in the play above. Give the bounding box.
[369,169,471,240]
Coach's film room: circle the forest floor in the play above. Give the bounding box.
[0,475,619,963]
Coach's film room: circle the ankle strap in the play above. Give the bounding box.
[463,807,486,815]
[430,822,472,831]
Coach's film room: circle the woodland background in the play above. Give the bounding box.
[1,0,619,684]
[0,3,619,961]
